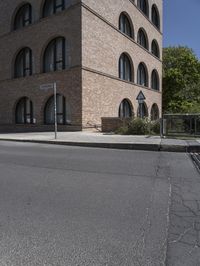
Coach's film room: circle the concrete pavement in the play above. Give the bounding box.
[0,131,200,152]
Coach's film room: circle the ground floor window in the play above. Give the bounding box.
[44,94,71,124]
[15,97,33,124]
[137,102,148,118]
[151,104,159,120]
[119,99,132,118]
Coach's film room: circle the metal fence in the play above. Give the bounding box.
[163,114,200,136]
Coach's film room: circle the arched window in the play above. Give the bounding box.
[137,0,149,17]
[44,94,71,124]
[14,4,32,30]
[137,102,148,118]
[43,0,69,17]
[119,13,133,38]
[137,63,148,87]
[137,28,148,50]
[151,70,159,91]
[119,53,133,82]
[151,40,160,58]
[152,4,160,29]
[15,97,33,124]
[151,104,159,120]
[119,99,133,118]
[43,37,66,73]
[15,48,32,78]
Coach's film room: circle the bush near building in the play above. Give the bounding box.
[116,117,160,135]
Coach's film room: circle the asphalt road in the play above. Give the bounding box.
[0,141,199,266]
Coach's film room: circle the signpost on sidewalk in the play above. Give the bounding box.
[40,82,57,139]
[136,91,146,118]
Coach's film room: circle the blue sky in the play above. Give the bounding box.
[163,0,200,59]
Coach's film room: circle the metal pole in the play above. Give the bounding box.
[54,82,57,139]
[140,103,143,118]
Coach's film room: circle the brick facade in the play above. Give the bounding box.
[0,0,162,132]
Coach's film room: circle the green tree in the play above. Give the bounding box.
[163,46,200,113]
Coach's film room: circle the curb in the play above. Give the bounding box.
[1,138,200,153]
[0,138,159,151]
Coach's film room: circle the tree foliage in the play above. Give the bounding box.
[163,46,200,113]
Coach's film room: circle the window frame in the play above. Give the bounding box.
[15,97,33,124]
[151,70,159,91]
[14,47,32,78]
[152,4,160,30]
[43,37,66,73]
[43,0,65,17]
[137,28,149,50]
[137,0,149,17]
[14,3,32,30]
[151,40,160,58]
[137,63,148,87]
[119,12,134,39]
[44,94,70,125]
[119,99,133,118]
[119,53,133,82]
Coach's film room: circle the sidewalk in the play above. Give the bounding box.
[0,131,200,152]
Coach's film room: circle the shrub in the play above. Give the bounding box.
[116,117,161,135]
[150,120,160,134]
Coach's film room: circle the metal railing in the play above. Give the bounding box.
[162,114,200,136]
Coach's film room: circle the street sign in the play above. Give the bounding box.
[40,83,54,91]
[136,91,146,104]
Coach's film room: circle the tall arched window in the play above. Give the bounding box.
[43,0,69,17]
[151,104,159,120]
[137,28,148,50]
[119,99,133,118]
[43,37,66,73]
[16,97,33,124]
[151,40,160,58]
[152,4,160,29]
[151,70,159,91]
[137,102,148,118]
[14,4,32,30]
[137,0,149,17]
[119,13,133,38]
[119,53,133,82]
[44,94,71,124]
[137,63,148,87]
[15,48,32,78]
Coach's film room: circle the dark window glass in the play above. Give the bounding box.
[43,0,68,17]
[16,97,33,124]
[14,4,32,30]
[152,5,160,29]
[137,0,149,17]
[137,63,148,87]
[151,40,160,58]
[119,54,132,82]
[137,102,148,118]
[44,94,71,124]
[119,13,133,38]
[137,29,148,49]
[15,48,32,78]
[119,99,132,118]
[151,70,159,90]
[43,37,65,73]
[151,104,159,120]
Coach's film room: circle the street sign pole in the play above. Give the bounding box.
[54,82,57,140]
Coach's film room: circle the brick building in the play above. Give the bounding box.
[0,0,162,132]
